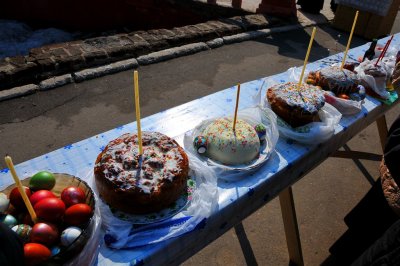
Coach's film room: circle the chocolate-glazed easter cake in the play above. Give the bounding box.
[307,66,360,95]
[94,132,189,214]
[267,82,325,128]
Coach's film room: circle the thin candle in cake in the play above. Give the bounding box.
[375,35,394,66]
[298,27,317,89]
[4,155,38,223]
[233,83,241,132]
[340,10,359,70]
[134,70,143,155]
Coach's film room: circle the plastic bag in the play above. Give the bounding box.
[323,92,362,115]
[91,153,218,249]
[355,59,390,99]
[183,101,279,181]
[304,65,365,115]
[263,67,342,144]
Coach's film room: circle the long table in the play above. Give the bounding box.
[1,34,399,265]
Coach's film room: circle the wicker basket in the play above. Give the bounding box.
[2,173,96,265]
[380,159,400,217]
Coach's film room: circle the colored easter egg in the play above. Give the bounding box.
[64,203,92,225]
[24,243,51,266]
[357,85,366,100]
[30,223,59,246]
[61,186,86,207]
[22,213,34,226]
[34,198,65,222]
[193,136,208,154]
[29,171,56,191]
[60,226,82,246]
[50,246,61,256]
[0,192,10,213]
[254,124,266,141]
[29,190,56,207]
[338,94,350,100]
[9,186,32,210]
[0,213,18,227]
[12,224,32,243]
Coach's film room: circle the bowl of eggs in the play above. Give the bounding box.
[0,172,96,266]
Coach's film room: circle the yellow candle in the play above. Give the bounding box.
[233,83,241,132]
[298,27,317,89]
[4,156,37,223]
[134,70,143,155]
[341,10,359,70]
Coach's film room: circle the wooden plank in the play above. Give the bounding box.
[331,150,382,161]
[279,187,304,266]
[376,115,388,151]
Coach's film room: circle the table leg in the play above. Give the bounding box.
[279,186,304,266]
[376,115,388,152]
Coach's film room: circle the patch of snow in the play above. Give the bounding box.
[0,20,74,58]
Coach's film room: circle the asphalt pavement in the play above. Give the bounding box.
[1,8,400,266]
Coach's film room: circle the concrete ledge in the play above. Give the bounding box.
[222,30,269,44]
[73,58,138,82]
[270,24,304,34]
[137,43,209,65]
[39,74,73,91]
[206,38,224,48]
[0,84,38,102]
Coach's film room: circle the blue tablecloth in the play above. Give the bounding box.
[1,34,399,265]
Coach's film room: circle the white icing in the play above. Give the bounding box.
[96,132,184,194]
[202,118,260,165]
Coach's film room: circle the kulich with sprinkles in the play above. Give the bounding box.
[199,117,261,165]
[94,132,189,214]
[267,82,325,128]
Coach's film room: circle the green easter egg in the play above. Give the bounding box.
[29,171,56,191]
[0,214,18,228]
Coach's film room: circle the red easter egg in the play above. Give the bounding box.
[61,186,86,207]
[9,186,31,210]
[34,198,65,222]
[64,203,92,225]
[30,190,56,207]
[338,94,350,100]
[22,213,34,226]
[30,222,59,246]
[24,243,51,266]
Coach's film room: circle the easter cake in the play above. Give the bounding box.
[94,132,189,214]
[307,66,361,95]
[194,118,262,165]
[266,82,325,128]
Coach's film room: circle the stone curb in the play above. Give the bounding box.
[137,43,209,65]
[73,58,138,82]
[39,74,73,91]
[0,18,329,102]
[0,84,38,101]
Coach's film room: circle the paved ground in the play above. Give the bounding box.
[1,3,400,266]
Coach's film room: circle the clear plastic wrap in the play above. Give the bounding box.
[263,67,342,144]
[90,153,218,249]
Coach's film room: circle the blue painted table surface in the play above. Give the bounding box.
[1,34,399,265]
